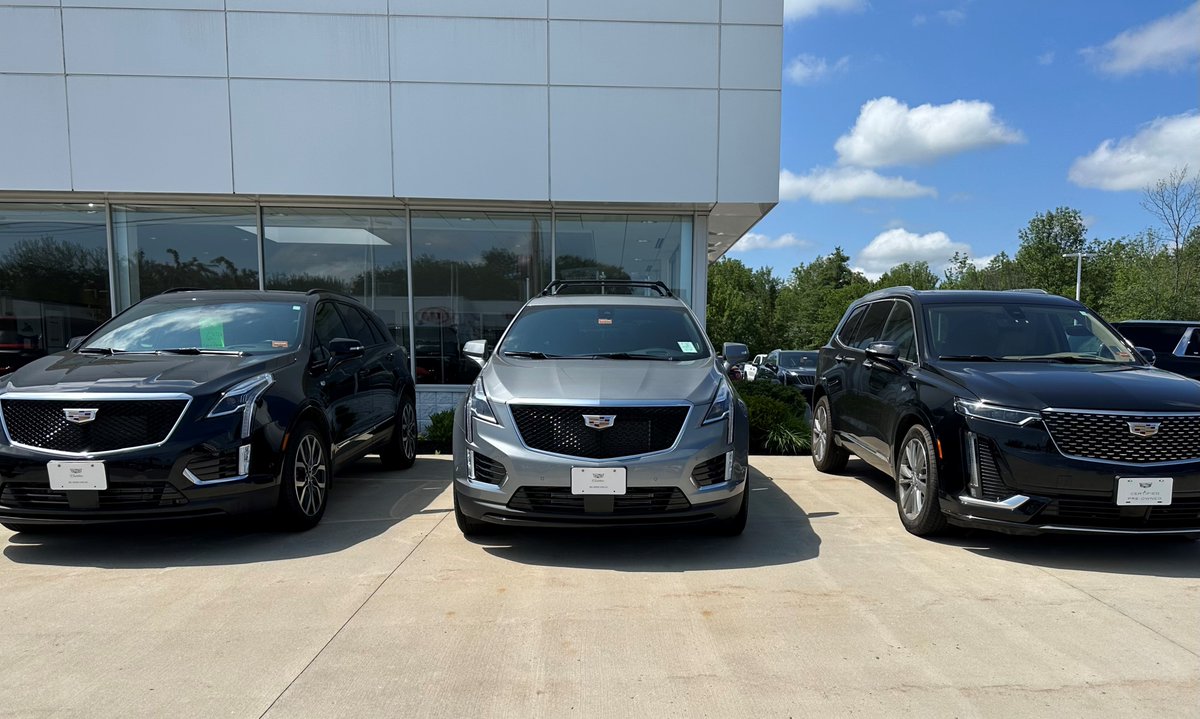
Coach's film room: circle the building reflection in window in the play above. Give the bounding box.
[410,211,550,385]
[554,214,692,304]
[112,205,259,308]
[262,207,409,357]
[0,203,111,372]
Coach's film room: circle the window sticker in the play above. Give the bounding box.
[678,341,697,353]
[272,340,289,349]
[199,320,225,348]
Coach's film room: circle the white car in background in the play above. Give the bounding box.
[743,354,767,381]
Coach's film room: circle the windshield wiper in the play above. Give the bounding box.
[154,348,246,356]
[76,347,121,355]
[1013,356,1119,365]
[502,351,558,360]
[938,354,1005,362]
[586,352,674,361]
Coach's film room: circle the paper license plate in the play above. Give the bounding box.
[47,461,107,491]
[1115,477,1172,506]
[571,467,626,495]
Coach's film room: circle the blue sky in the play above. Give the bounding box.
[734,0,1200,280]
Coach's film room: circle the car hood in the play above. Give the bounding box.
[482,356,722,406]
[0,351,293,396]
[933,362,1200,412]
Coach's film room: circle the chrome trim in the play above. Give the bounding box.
[1042,407,1200,417]
[0,393,193,458]
[1038,525,1200,535]
[504,400,695,462]
[834,431,889,464]
[1040,407,1200,467]
[183,468,249,486]
[957,494,1030,510]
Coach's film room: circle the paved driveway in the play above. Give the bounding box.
[1,455,1196,718]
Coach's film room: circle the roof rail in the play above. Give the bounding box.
[1005,288,1050,294]
[158,287,205,294]
[539,280,675,298]
[305,288,359,301]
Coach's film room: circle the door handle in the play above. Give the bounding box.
[861,359,875,370]
[835,354,856,364]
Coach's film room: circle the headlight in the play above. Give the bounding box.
[467,377,498,425]
[954,398,1040,426]
[209,373,274,438]
[703,380,732,425]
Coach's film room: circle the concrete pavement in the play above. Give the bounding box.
[0,455,1196,718]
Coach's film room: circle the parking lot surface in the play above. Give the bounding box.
[1,455,1197,718]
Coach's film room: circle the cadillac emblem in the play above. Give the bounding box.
[582,414,616,430]
[1127,421,1160,438]
[63,408,99,425]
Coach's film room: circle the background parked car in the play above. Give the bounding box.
[1112,320,1200,381]
[755,350,819,398]
[744,353,767,381]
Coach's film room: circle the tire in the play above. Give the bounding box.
[811,396,849,473]
[895,424,948,537]
[380,393,418,470]
[453,488,489,537]
[275,423,331,531]
[1,522,45,534]
[711,474,750,537]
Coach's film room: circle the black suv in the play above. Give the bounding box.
[0,289,417,532]
[754,349,819,397]
[1112,320,1200,381]
[810,288,1200,537]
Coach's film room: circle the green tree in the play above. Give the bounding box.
[875,260,939,290]
[1013,207,1088,298]
[774,248,871,349]
[705,257,780,353]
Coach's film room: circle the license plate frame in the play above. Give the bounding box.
[571,467,626,495]
[1115,476,1172,506]
[47,461,107,491]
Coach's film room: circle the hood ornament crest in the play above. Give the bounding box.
[583,414,616,430]
[63,408,99,425]
[1127,421,1160,438]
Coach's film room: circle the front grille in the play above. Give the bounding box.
[0,480,187,510]
[510,405,689,459]
[794,374,816,386]
[1041,410,1200,464]
[975,437,1008,500]
[0,398,188,454]
[507,486,691,515]
[186,452,240,482]
[692,454,727,487]
[472,452,506,485]
[1041,496,1200,529]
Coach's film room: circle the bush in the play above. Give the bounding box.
[733,380,810,418]
[421,409,455,453]
[741,394,811,455]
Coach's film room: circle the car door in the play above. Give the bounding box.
[311,301,367,454]
[760,351,781,383]
[335,303,397,433]
[822,304,867,436]
[835,300,893,466]
[856,300,918,464]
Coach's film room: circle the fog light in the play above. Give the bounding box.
[724,451,734,483]
[238,445,251,476]
[466,448,476,480]
[966,432,981,498]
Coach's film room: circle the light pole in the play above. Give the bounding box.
[1062,252,1091,301]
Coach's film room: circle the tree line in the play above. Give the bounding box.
[707,169,1200,355]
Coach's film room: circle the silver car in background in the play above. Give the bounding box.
[452,280,751,535]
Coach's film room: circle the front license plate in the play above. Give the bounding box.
[47,461,107,491]
[571,467,626,495]
[1115,477,1172,506]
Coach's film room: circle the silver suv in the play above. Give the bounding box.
[451,280,751,535]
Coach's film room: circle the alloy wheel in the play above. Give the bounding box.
[897,437,928,520]
[293,434,327,517]
[401,401,417,460]
[813,404,829,461]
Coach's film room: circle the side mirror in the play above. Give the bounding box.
[866,341,901,361]
[67,336,85,351]
[463,339,489,366]
[329,337,365,360]
[1134,346,1156,366]
[722,342,749,365]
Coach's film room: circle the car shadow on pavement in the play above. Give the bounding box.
[839,457,1200,579]
[474,466,820,572]
[1,457,451,569]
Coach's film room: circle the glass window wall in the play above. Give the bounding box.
[0,203,111,372]
[554,214,693,304]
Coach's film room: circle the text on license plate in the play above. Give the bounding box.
[47,461,107,491]
[1115,477,1172,506]
[571,467,626,495]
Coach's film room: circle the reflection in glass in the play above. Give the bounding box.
[0,203,111,371]
[411,212,550,385]
[554,214,692,303]
[262,208,408,356]
[112,205,259,308]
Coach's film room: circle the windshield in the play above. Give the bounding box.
[500,304,711,361]
[779,351,818,369]
[926,302,1139,365]
[83,301,305,355]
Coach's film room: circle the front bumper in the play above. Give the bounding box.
[452,402,749,528]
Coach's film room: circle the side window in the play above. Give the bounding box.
[880,302,918,363]
[1185,329,1200,357]
[314,302,350,349]
[767,351,779,367]
[335,304,378,347]
[850,301,894,350]
[361,310,389,346]
[836,305,868,346]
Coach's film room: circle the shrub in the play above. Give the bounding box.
[421,409,455,453]
[739,387,811,455]
[733,380,810,417]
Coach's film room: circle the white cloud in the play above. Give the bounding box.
[779,167,937,203]
[784,0,866,22]
[1082,2,1200,76]
[854,228,971,278]
[1037,51,1055,66]
[970,254,996,269]
[786,54,850,85]
[938,8,966,25]
[729,232,808,253]
[835,96,1025,167]
[1068,112,1200,191]
[912,14,927,26]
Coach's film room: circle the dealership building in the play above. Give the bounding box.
[0,0,782,422]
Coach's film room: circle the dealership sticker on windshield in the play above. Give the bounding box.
[678,341,697,353]
[1115,477,1172,505]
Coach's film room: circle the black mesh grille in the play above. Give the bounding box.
[1042,411,1200,463]
[1,399,188,454]
[473,452,506,485]
[794,374,816,386]
[507,486,691,515]
[1041,496,1200,529]
[510,405,689,459]
[186,452,241,482]
[975,437,1008,500]
[0,481,187,510]
[692,454,727,487]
